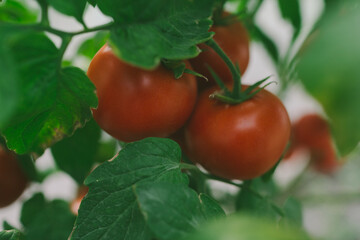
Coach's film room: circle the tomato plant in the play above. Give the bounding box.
[88,45,197,142]
[0,0,359,240]
[189,12,250,89]
[0,144,28,208]
[185,85,291,180]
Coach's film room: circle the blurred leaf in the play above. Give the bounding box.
[51,119,101,184]
[236,187,278,219]
[77,31,109,59]
[16,154,39,182]
[0,26,97,155]
[71,138,188,240]
[93,139,117,163]
[296,7,360,156]
[249,24,279,62]
[0,230,24,240]
[20,193,76,240]
[0,0,37,23]
[46,0,87,23]
[2,222,17,231]
[277,0,301,41]
[96,0,214,69]
[186,214,311,240]
[281,197,303,227]
[135,182,225,240]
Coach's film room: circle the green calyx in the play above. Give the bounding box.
[205,39,274,105]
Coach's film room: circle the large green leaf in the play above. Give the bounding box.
[186,214,311,240]
[95,0,214,69]
[71,138,188,240]
[0,26,97,155]
[20,193,76,240]
[135,182,225,240]
[296,7,360,156]
[51,119,101,184]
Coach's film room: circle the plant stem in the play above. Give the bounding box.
[205,39,241,97]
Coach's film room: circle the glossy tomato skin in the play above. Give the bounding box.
[88,45,197,142]
[185,86,291,180]
[0,145,28,208]
[189,16,249,89]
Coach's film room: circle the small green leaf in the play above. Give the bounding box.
[0,230,24,240]
[186,214,311,240]
[296,8,360,156]
[0,0,38,23]
[77,31,109,59]
[51,119,101,184]
[20,193,76,240]
[250,24,279,62]
[46,0,87,23]
[277,0,301,41]
[71,138,188,240]
[135,182,225,240]
[281,197,303,227]
[97,0,215,69]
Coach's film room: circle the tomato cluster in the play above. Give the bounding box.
[285,114,341,174]
[0,144,28,208]
[88,15,291,180]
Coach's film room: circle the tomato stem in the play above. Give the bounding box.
[205,39,242,98]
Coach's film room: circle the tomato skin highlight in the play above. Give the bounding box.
[189,17,249,89]
[185,86,291,180]
[0,145,28,208]
[88,45,197,142]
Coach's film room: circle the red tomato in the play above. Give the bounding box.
[189,13,249,89]
[293,114,331,149]
[288,114,342,174]
[88,45,197,142]
[185,86,291,180]
[0,145,28,208]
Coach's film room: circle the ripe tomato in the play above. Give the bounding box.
[88,45,197,142]
[189,13,249,89]
[286,114,342,174]
[185,86,291,180]
[0,144,28,208]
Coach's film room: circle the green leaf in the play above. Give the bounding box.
[0,0,38,23]
[20,193,76,240]
[46,0,87,23]
[296,8,360,156]
[97,0,215,69]
[51,119,101,184]
[186,214,311,240]
[77,31,109,59]
[71,138,188,240]
[0,27,97,155]
[277,0,301,40]
[281,197,303,227]
[135,182,225,240]
[236,179,279,218]
[0,230,24,240]
[250,24,279,62]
